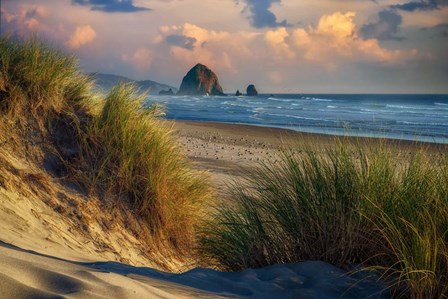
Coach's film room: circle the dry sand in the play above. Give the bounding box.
[171,121,333,196]
[0,240,389,298]
[171,120,447,196]
[2,120,444,298]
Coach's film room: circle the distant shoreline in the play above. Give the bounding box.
[170,119,448,146]
[148,93,448,145]
[157,93,448,96]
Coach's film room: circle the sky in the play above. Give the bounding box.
[1,0,448,93]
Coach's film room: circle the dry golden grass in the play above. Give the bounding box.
[0,36,211,257]
[199,141,448,298]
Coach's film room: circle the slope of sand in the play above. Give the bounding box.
[0,241,390,298]
[0,148,183,270]
[4,120,442,298]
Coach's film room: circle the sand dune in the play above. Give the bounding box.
[1,121,423,299]
[0,241,215,298]
[0,241,389,298]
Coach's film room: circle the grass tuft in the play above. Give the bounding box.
[0,37,93,120]
[78,84,211,249]
[199,140,448,298]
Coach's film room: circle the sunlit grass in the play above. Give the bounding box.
[0,36,211,252]
[0,37,93,119]
[79,84,211,249]
[2,36,447,297]
[199,140,448,298]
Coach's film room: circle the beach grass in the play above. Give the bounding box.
[0,36,211,252]
[0,37,93,120]
[199,140,448,298]
[2,36,448,298]
[78,84,211,249]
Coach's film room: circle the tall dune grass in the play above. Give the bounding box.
[78,84,210,249]
[199,141,448,298]
[0,37,93,119]
[1,37,210,252]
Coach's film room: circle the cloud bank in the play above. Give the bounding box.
[155,12,417,74]
[1,0,445,92]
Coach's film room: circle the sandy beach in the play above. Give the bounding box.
[171,121,338,196]
[3,0,448,295]
[170,120,447,196]
[1,114,446,298]
[0,120,412,298]
[1,22,447,298]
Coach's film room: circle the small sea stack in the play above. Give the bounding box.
[159,88,174,95]
[246,84,258,96]
[235,90,242,96]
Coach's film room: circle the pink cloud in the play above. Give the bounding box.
[155,11,419,79]
[122,48,153,72]
[264,28,296,59]
[67,25,96,49]
[254,11,420,71]
[154,23,261,73]
[1,5,50,36]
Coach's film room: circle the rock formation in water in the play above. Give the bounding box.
[177,64,225,96]
[235,90,242,96]
[159,88,174,95]
[246,84,258,96]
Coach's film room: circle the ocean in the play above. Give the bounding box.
[144,94,448,144]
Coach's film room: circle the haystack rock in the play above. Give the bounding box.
[246,84,258,96]
[177,63,225,96]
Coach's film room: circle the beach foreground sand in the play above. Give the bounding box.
[2,121,445,298]
[0,240,390,298]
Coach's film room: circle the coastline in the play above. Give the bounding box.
[170,120,447,195]
[1,37,446,299]
[173,120,448,146]
[148,93,448,145]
